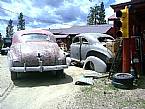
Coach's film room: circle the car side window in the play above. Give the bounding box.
[82,37,88,44]
[73,37,80,44]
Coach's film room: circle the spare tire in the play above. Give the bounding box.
[112,73,134,89]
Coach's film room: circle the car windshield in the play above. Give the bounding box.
[22,33,50,42]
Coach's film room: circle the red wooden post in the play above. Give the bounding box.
[122,38,130,72]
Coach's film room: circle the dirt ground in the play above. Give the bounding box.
[1,66,83,109]
[1,61,145,109]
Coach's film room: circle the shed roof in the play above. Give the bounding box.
[108,14,117,21]
[54,34,68,38]
[110,0,145,11]
[49,24,113,35]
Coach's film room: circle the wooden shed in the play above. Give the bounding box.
[110,0,145,75]
[49,24,114,51]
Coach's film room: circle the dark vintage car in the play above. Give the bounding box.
[8,29,68,80]
[1,38,12,55]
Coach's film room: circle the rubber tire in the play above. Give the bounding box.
[112,73,134,89]
[11,72,17,81]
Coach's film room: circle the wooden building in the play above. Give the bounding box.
[49,24,114,51]
[110,0,145,75]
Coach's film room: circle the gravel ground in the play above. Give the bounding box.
[68,78,145,109]
[0,55,13,101]
[1,66,83,109]
[40,76,145,109]
[1,56,145,109]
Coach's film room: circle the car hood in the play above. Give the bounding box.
[20,42,61,66]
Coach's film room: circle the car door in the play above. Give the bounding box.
[70,36,81,61]
[81,37,90,60]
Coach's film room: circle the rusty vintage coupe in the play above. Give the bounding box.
[8,29,68,80]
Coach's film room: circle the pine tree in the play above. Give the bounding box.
[98,2,106,24]
[87,5,100,25]
[87,2,106,25]
[6,19,14,38]
[0,33,2,49]
[87,7,94,25]
[17,12,25,31]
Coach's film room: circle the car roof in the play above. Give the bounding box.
[76,33,114,43]
[12,29,56,43]
[14,29,53,36]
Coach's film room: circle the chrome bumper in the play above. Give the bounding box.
[10,65,68,72]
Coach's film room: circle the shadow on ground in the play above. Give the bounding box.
[12,72,73,87]
[136,76,145,89]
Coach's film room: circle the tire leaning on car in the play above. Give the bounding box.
[112,73,134,89]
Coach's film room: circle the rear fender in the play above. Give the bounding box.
[83,56,107,73]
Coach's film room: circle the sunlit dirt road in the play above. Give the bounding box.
[1,65,83,109]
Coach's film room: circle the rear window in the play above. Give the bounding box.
[98,37,114,42]
[22,33,50,42]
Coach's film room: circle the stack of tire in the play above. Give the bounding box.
[112,73,134,89]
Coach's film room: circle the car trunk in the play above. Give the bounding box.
[20,42,60,67]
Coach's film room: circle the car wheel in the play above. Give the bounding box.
[112,73,134,89]
[11,72,17,81]
[55,69,65,78]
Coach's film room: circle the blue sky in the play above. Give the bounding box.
[0,0,131,36]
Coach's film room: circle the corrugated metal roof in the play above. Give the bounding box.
[110,0,145,10]
[49,24,113,35]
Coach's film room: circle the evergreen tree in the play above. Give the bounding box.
[6,19,14,38]
[6,26,9,37]
[87,7,94,25]
[87,4,100,25]
[87,2,106,25]
[0,33,2,41]
[17,12,25,31]
[98,2,106,24]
